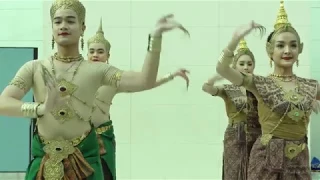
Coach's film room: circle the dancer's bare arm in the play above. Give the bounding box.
[202,75,224,96]
[0,61,35,117]
[216,21,265,85]
[101,14,190,92]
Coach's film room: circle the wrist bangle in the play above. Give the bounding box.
[164,73,174,80]
[36,103,44,118]
[147,34,162,53]
[21,102,40,118]
[224,48,234,57]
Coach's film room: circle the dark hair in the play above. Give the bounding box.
[267,31,275,60]
[232,50,255,69]
[267,31,275,43]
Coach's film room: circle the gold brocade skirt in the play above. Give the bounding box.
[25,129,103,180]
[247,136,310,180]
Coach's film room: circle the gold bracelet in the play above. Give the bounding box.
[224,48,234,56]
[147,34,162,53]
[163,73,174,80]
[35,103,44,118]
[21,102,40,118]
[218,50,234,64]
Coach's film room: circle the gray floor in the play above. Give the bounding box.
[0,173,25,180]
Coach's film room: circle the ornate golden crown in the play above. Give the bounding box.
[274,0,291,30]
[87,18,111,51]
[50,0,86,24]
[237,38,250,53]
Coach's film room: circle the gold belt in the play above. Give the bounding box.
[261,135,307,160]
[43,138,75,179]
[285,142,306,160]
[40,131,90,146]
[39,132,91,179]
[95,124,112,135]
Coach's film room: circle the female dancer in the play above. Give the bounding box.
[202,39,260,180]
[216,1,318,179]
[0,0,189,179]
[87,18,190,180]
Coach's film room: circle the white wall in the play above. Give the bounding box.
[0,0,43,179]
[0,0,314,180]
[0,1,43,57]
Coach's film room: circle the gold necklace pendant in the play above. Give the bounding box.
[283,90,303,105]
[51,79,78,123]
[287,105,305,122]
[282,88,305,122]
[57,79,78,97]
[51,103,75,123]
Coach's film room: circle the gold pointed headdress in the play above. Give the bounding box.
[232,38,254,68]
[274,1,291,31]
[50,0,86,24]
[237,38,250,53]
[87,18,111,51]
[267,1,302,55]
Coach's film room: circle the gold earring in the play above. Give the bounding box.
[52,36,55,50]
[296,60,299,67]
[81,35,84,51]
[270,59,272,68]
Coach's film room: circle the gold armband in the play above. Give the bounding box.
[147,35,162,53]
[218,48,234,65]
[9,77,27,92]
[21,102,41,118]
